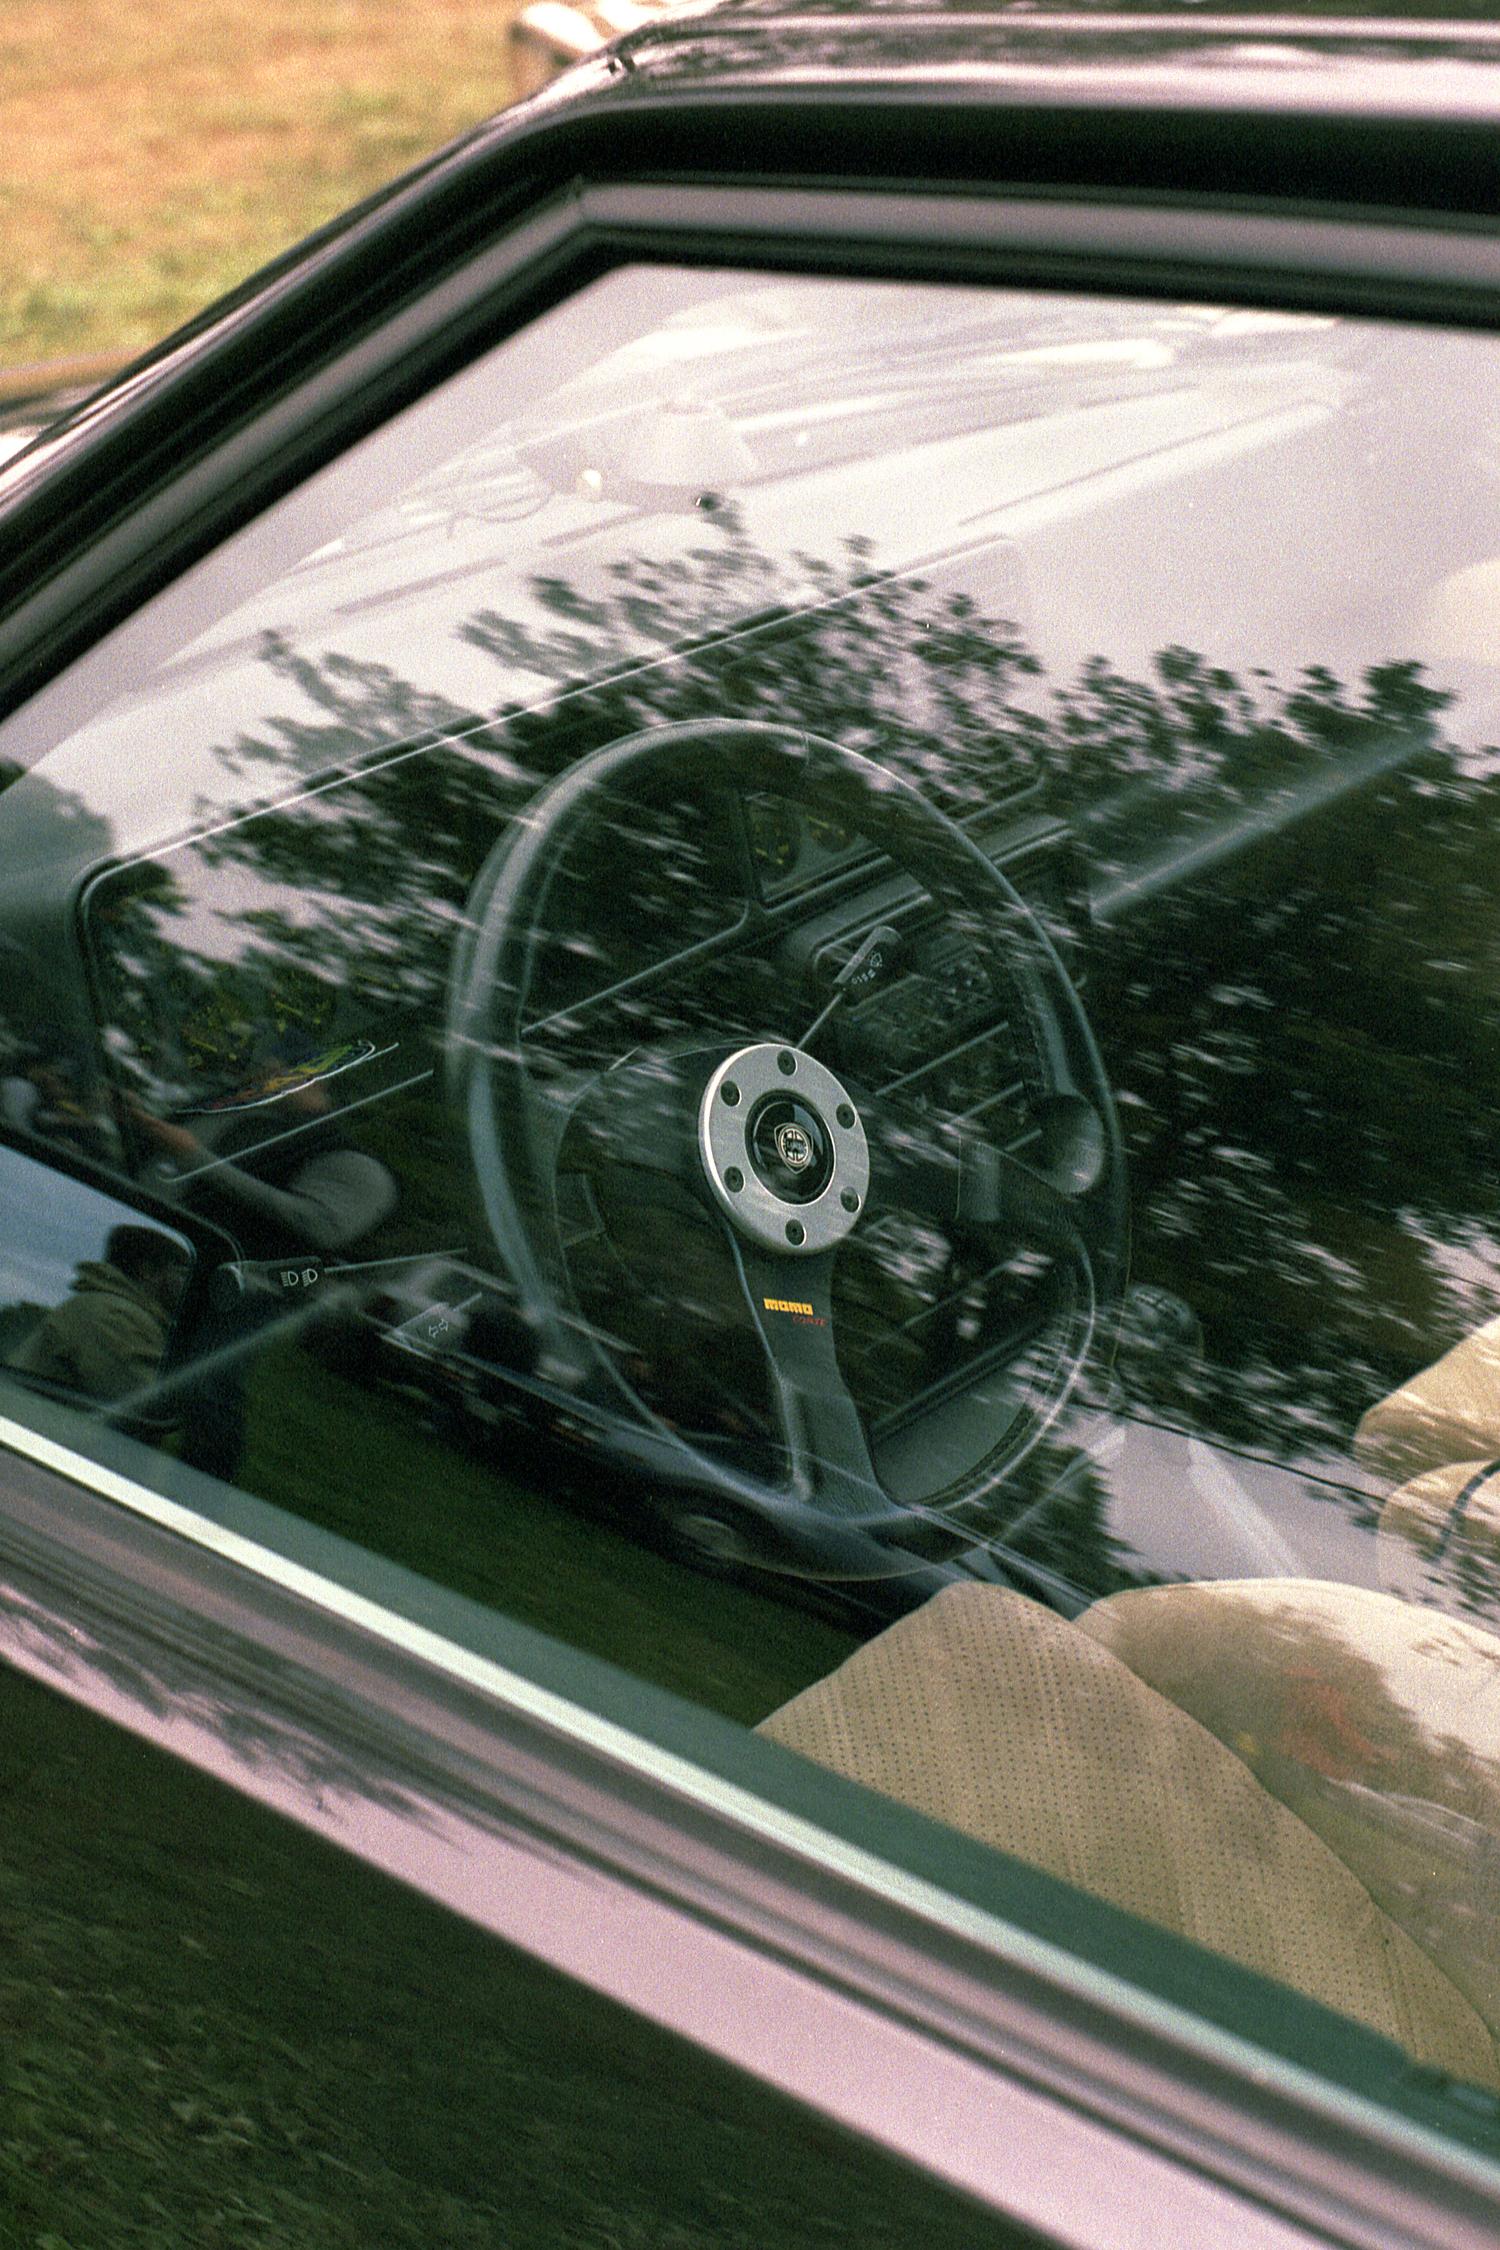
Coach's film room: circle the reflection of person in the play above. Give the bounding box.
[1,1053,119,1164]
[128,1078,396,1259]
[7,1225,187,1405]
[127,1071,398,1481]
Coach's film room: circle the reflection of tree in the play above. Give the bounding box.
[0,1580,431,1821]
[462,514,1048,818]
[985,1432,1143,1610]
[1095,1595,1500,2035]
[1081,656,1500,1458]
[63,508,1500,1481]
[1452,1535,1500,1631]
[0,1300,46,1358]
[0,761,123,1172]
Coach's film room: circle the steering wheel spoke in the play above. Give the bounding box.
[554,1046,717,1191]
[725,1237,888,1521]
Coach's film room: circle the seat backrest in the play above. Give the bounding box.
[1377,1456,1500,1625]
[758,1581,1498,2089]
[1078,1578,1500,2044]
[1355,1315,1500,1481]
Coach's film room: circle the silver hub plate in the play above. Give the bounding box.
[698,1043,870,1255]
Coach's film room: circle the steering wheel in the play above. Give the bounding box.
[448,719,1126,1584]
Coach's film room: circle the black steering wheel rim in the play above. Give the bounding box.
[448,718,1127,1575]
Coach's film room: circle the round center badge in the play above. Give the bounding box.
[775,1122,814,1172]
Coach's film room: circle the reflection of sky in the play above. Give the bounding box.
[21,266,1500,874]
[1081,1409,1386,1590]
[0,1144,186,1316]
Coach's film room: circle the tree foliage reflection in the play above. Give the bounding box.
[11,509,1500,1521]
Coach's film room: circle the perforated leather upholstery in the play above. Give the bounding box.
[758,1582,1499,2087]
[1079,1578,1500,2046]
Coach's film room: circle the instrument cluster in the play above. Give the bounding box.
[744,794,865,896]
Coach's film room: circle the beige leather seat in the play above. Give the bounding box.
[1352,1329,1500,1624]
[759,1581,1500,2089]
[1375,1456,1500,1622]
[1354,1315,1500,1483]
[1078,1578,1500,2043]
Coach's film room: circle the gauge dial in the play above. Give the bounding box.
[747,796,801,881]
[806,814,855,857]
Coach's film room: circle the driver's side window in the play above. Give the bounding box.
[7,262,1500,2095]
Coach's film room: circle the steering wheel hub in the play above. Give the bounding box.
[751,1096,831,1201]
[699,1043,869,1254]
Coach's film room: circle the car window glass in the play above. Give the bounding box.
[8,263,1500,2107]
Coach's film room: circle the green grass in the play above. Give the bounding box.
[239,1336,859,1725]
[0,1666,1017,2250]
[0,1,524,371]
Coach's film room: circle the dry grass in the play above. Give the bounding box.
[0,0,523,370]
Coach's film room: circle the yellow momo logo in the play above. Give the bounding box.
[763,1297,817,1317]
